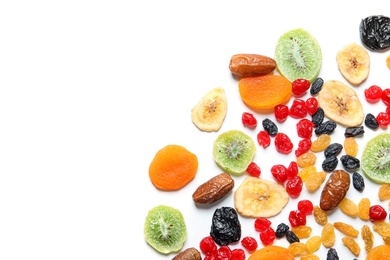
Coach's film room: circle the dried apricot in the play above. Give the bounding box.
[149,144,198,191]
[248,245,294,260]
[366,245,390,260]
[321,223,335,248]
[238,75,292,113]
[358,197,371,221]
[378,183,390,201]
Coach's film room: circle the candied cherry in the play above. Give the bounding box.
[231,248,245,260]
[297,199,314,215]
[296,118,314,138]
[217,246,232,260]
[257,130,271,148]
[271,164,288,184]
[370,205,387,222]
[292,78,311,97]
[246,161,261,177]
[287,161,298,180]
[200,236,217,255]
[274,104,289,123]
[254,217,272,232]
[295,138,312,157]
[259,226,276,246]
[241,236,258,252]
[305,97,319,116]
[242,112,257,129]
[381,88,390,106]
[288,209,307,227]
[274,132,293,154]
[364,85,383,103]
[376,112,390,127]
[285,175,303,198]
[289,98,307,118]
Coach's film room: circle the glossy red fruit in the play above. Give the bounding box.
[289,98,307,118]
[231,248,245,260]
[297,199,314,215]
[364,85,383,103]
[285,175,303,198]
[259,226,276,246]
[295,138,312,157]
[217,245,232,260]
[242,112,258,129]
[246,161,261,177]
[305,97,319,116]
[274,104,289,123]
[369,205,387,222]
[292,78,311,97]
[288,209,307,227]
[200,236,217,255]
[254,217,272,232]
[376,112,390,127]
[271,164,288,184]
[257,130,271,148]
[241,236,258,252]
[381,88,390,106]
[274,132,293,154]
[287,161,299,180]
[296,118,314,138]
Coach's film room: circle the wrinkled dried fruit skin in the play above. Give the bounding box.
[334,222,359,237]
[314,205,328,225]
[320,170,350,211]
[210,207,241,246]
[360,15,390,51]
[229,54,277,77]
[362,224,374,252]
[172,247,202,260]
[342,236,360,256]
[192,173,234,204]
[321,223,335,248]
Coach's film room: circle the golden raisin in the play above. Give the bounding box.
[305,236,321,254]
[288,242,307,257]
[291,225,312,239]
[338,197,359,217]
[334,222,359,237]
[383,236,390,245]
[342,236,360,256]
[344,137,358,157]
[362,224,374,253]
[300,254,320,260]
[373,221,390,237]
[311,134,331,152]
[378,183,390,201]
[298,165,317,182]
[358,198,371,221]
[313,205,328,225]
[304,171,326,192]
[321,223,335,248]
[297,152,317,168]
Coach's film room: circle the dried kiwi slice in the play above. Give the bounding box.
[144,205,187,254]
[361,133,390,184]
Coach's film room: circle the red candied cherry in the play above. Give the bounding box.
[200,236,217,255]
[297,199,314,215]
[242,112,258,129]
[386,106,390,114]
[259,227,276,246]
[288,209,307,227]
[364,85,383,103]
[369,205,387,222]
[287,161,298,180]
[376,112,390,127]
[381,88,390,106]
[254,217,272,232]
[274,104,289,123]
[296,118,314,138]
[289,98,307,119]
[231,248,246,260]
[217,246,232,260]
[305,97,319,116]
[257,130,271,148]
[271,164,288,184]
[292,78,311,97]
[246,161,261,177]
[285,175,303,198]
[241,236,258,252]
[295,138,312,157]
[274,132,293,154]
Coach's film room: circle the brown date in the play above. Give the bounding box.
[192,172,234,204]
[320,170,350,211]
[172,247,201,260]
[229,53,276,77]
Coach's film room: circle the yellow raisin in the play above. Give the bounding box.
[296,152,317,168]
[298,165,317,182]
[311,134,331,152]
[313,205,328,225]
[378,183,390,201]
[358,197,370,221]
[321,223,335,248]
[288,242,307,257]
[344,137,358,157]
[300,254,320,260]
[338,197,359,217]
[383,236,390,245]
[333,222,359,237]
[362,224,374,253]
[291,225,312,239]
[305,236,321,254]
[342,236,360,256]
[304,171,326,192]
[373,221,390,237]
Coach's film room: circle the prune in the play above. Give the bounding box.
[314,120,337,135]
[352,172,365,192]
[210,207,241,246]
[320,170,350,211]
[360,15,390,51]
[324,143,343,158]
[285,230,300,244]
[326,248,339,260]
[365,113,379,130]
[275,223,289,238]
[322,155,338,172]
[310,77,324,95]
[344,126,365,137]
[340,154,360,171]
[311,107,324,127]
[262,118,278,136]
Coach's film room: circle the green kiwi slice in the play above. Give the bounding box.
[212,130,256,176]
[361,132,390,184]
[274,28,322,83]
[144,205,187,254]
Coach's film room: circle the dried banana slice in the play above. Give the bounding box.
[191,87,227,132]
[234,177,289,218]
[318,80,364,127]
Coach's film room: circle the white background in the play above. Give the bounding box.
[1,1,390,259]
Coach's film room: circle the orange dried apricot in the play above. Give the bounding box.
[366,244,390,260]
[248,245,294,260]
[149,144,198,191]
[238,75,292,113]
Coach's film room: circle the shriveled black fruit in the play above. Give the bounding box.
[275,223,289,238]
[311,107,325,127]
[324,143,343,158]
[327,248,339,260]
[344,126,365,137]
[210,207,241,246]
[262,118,278,136]
[310,77,324,95]
[340,155,360,171]
[365,113,379,130]
[315,120,337,135]
[352,172,365,192]
[360,15,390,51]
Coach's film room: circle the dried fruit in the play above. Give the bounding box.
[229,53,277,77]
[378,183,390,200]
[262,118,278,136]
[361,224,374,253]
[191,87,227,132]
[326,248,339,260]
[241,236,258,252]
[248,245,294,260]
[172,247,202,260]
[321,223,336,248]
[344,137,358,157]
[313,205,328,225]
[340,154,360,171]
[364,85,383,103]
[366,245,390,260]
[310,77,324,95]
[352,172,365,192]
[304,171,326,193]
[275,223,289,238]
[291,225,312,238]
[259,227,276,246]
[288,242,307,257]
[246,161,261,177]
[333,222,359,237]
[210,207,241,246]
[297,152,317,168]
[360,15,390,51]
[369,204,387,221]
[365,112,379,130]
[192,173,234,205]
[324,143,343,158]
[274,132,294,154]
[311,134,331,152]
[286,230,300,244]
[319,170,350,211]
[305,236,321,254]
[298,165,317,182]
[358,197,371,221]
[242,112,258,129]
[314,120,337,135]
[338,197,359,217]
[342,236,360,256]
[292,78,311,97]
[285,175,303,198]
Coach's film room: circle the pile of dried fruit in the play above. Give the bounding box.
[144,14,390,260]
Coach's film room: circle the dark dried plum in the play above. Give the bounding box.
[275,223,289,238]
[365,113,379,130]
[262,118,278,136]
[310,77,324,95]
[360,15,390,51]
[324,143,343,158]
[344,126,365,137]
[352,172,365,192]
[340,154,360,171]
[314,120,337,135]
[210,207,241,246]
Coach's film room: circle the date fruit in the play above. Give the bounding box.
[192,172,234,204]
[229,54,276,77]
[172,247,202,260]
[320,170,350,211]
